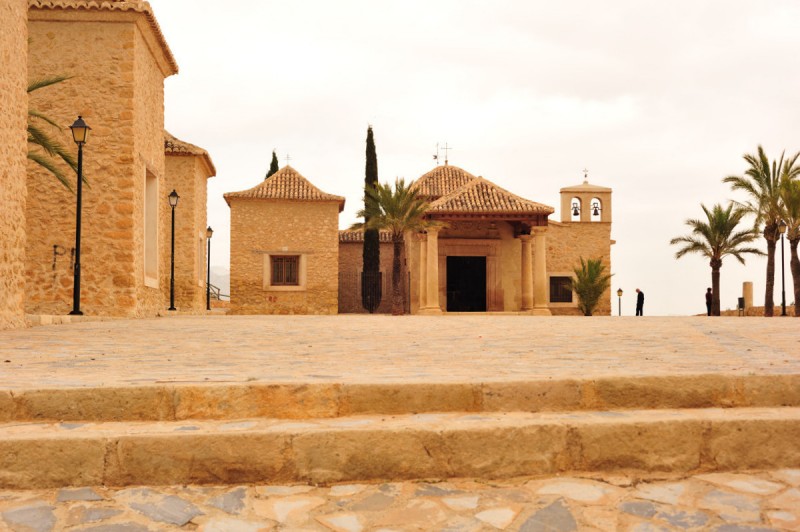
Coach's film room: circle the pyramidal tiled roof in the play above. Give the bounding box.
[164,131,216,177]
[427,177,555,215]
[28,0,178,75]
[410,165,478,200]
[224,166,345,211]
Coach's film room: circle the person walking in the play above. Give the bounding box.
[635,288,644,316]
[705,287,713,316]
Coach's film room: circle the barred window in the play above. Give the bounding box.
[550,276,573,303]
[271,256,299,286]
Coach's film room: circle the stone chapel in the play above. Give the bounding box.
[227,164,613,315]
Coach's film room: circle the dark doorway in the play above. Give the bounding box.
[446,256,487,312]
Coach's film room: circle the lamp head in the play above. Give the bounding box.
[69,116,90,145]
[206,226,214,239]
[617,288,623,297]
[779,220,787,234]
[168,189,179,207]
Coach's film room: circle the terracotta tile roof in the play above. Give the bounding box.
[28,0,178,75]
[427,177,555,215]
[224,166,345,212]
[410,165,478,200]
[339,229,393,243]
[164,131,216,177]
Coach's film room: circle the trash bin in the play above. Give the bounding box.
[737,297,745,316]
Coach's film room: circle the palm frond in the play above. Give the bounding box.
[27,152,73,192]
[27,76,72,93]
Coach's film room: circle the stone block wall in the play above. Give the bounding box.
[25,7,172,316]
[338,240,403,314]
[162,155,209,312]
[0,0,28,329]
[229,200,340,314]
[547,221,613,315]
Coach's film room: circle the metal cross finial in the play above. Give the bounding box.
[285,154,292,166]
[441,143,453,165]
[583,168,589,183]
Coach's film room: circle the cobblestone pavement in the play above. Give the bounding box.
[1,315,798,389]
[0,470,798,531]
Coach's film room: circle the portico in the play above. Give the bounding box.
[410,166,554,315]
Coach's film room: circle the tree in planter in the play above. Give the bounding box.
[265,150,279,179]
[361,126,382,313]
[570,257,612,316]
[780,178,800,316]
[723,146,800,316]
[27,76,78,190]
[353,178,438,315]
[670,203,763,316]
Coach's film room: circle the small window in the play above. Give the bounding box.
[550,276,573,303]
[271,256,299,286]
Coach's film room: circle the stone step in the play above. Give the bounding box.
[1,407,799,489]
[3,374,799,422]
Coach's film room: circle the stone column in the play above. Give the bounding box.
[532,227,551,316]
[417,232,427,309]
[519,234,533,311]
[0,0,28,330]
[419,226,442,314]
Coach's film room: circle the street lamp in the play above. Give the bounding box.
[617,288,623,317]
[168,189,179,311]
[779,220,787,316]
[206,226,213,311]
[68,116,90,315]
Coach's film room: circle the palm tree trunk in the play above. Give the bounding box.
[391,239,404,315]
[711,261,721,316]
[764,235,776,317]
[790,238,800,317]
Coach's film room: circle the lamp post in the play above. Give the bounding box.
[168,189,179,311]
[68,116,90,315]
[779,220,787,316]
[206,226,213,311]
[617,288,623,317]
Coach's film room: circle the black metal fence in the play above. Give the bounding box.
[338,270,410,314]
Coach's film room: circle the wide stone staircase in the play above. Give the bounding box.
[1,374,799,489]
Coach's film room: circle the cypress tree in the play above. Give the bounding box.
[265,150,279,179]
[362,126,382,312]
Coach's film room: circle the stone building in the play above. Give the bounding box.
[21,0,213,317]
[0,0,28,329]
[162,132,216,312]
[224,166,345,315]
[339,165,613,315]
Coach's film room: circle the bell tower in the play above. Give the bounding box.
[560,170,612,223]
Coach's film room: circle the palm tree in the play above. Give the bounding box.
[780,179,800,316]
[352,178,438,315]
[570,257,612,316]
[27,76,78,191]
[723,146,800,316]
[670,203,763,316]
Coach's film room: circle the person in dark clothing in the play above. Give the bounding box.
[706,287,713,316]
[635,288,644,316]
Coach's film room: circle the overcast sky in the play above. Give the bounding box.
[152,0,800,315]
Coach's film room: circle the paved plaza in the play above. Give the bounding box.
[1,315,798,389]
[1,315,799,530]
[1,470,799,531]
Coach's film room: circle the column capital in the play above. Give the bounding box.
[426,225,441,236]
[532,226,548,234]
[518,233,533,242]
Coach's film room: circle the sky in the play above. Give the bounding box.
[151,0,800,316]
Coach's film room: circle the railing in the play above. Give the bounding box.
[207,282,229,301]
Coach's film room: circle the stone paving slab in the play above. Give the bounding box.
[0,316,798,390]
[1,470,798,531]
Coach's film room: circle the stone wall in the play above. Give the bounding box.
[547,221,613,315]
[338,240,402,314]
[229,199,340,314]
[162,155,209,312]
[25,7,173,316]
[0,0,28,329]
